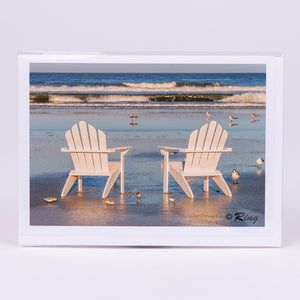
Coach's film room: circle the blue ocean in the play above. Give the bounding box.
[30,72,265,90]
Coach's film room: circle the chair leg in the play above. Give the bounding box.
[204,176,209,192]
[78,176,82,192]
[169,165,194,198]
[163,158,169,194]
[61,175,77,197]
[211,175,232,197]
[102,168,121,198]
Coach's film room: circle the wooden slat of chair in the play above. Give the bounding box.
[79,121,94,171]
[184,129,198,171]
[198,121,217,170]
[65,130,82,171]
[205,123,223,170]
[98,129,109,172]
[88,124,102,171]
[71,123,88,171]
[192,123,208,170]
[210,130,228,171]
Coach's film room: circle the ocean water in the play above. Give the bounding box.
[30,72,266,87]
[30,73,266,95]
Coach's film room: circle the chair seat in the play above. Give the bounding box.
[70,162,121,176]
[169,161,222,177]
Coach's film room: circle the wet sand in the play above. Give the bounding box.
[30,108,265,227]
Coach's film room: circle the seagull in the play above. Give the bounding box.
[136,192,142,199]
[168,196,176,202]
[43,197,57,203]
[206,112,211,117]
[130,114,138,120]
[231,169,240,184]
[104,198,115,205]
[256,157,264,168]
[251,113,259,118]
[229,115,238,122]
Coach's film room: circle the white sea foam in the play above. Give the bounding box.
[123,81,177,89]
[30,102,266,109]
[30,84,266,93]
[222,92,266,103]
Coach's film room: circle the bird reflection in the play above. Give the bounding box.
[229,122,238,127]
[256,168,263,176]
[250,119,259,123]
[130,122,138,127]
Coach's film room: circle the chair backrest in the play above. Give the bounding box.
[65,121,109,172]
[184,121,228,172]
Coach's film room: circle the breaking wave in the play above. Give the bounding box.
[222,92,266,103]
[122,81,177,89]
[30,84,266,93]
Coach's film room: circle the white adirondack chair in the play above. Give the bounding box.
[159,121,232,198]
[61,121,131,198]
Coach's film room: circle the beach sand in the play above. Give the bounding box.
[30,108,265,227]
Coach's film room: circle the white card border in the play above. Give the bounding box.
[18,53,283,247]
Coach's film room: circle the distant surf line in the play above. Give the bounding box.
[30,84,266,94]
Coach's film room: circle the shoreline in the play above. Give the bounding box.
[30,102,266,110]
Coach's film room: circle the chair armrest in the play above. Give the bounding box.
[180,148,232,153]
[108,147,131,152]
[61,148,110,153]
[158,146,232,154]
[61,147,131,153]
[158,146,185,154]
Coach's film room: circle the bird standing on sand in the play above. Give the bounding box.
[251,113,259,118]
[135,192,142,204]
[229,115,238,122]
[43,197,57,203]
[130,114,138,120]
[104,198,115,205]
[231,169,240,184]
[206,112,211,117]
[256,157,264,168]
[168,196,176,202]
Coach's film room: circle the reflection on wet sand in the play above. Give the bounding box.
[30,109,266,227]
[30,171,264,227]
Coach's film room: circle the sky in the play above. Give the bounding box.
[30,63,266,73]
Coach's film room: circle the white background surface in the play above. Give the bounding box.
[0,1,299,299]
